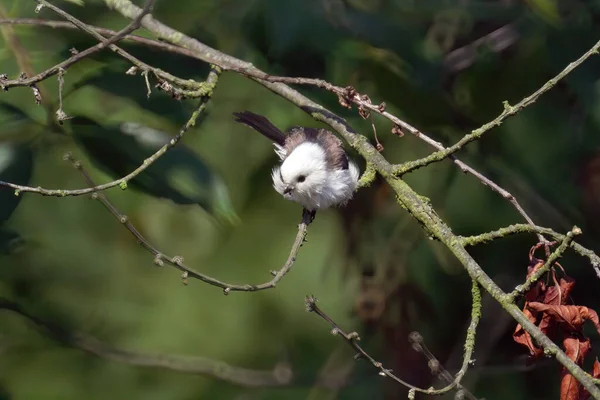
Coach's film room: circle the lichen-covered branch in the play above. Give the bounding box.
[460,224,600,279]
[508,227,581,302]
[395,40,600,174]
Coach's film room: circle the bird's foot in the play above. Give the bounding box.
[302,208,317,224]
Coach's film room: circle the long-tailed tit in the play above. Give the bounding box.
[233,111,360,216]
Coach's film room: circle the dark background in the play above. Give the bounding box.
[1,0,600,398]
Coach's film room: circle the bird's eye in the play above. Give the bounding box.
[297,175,306,183]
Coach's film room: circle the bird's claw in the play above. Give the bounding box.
[302,208,317,224]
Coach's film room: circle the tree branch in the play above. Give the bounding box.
[0,297,293,387]
[508,227,581,302]
[0,0,154,94]
[459,224,600,279]
[305,283,481,398]
[396,40,600,174]
[0,66,219,197]
[0,18,203,63]
[65,148,312,293]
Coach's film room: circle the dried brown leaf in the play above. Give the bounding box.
[594,359,600,378]
[527,303,600,334]
[561,337,591,400]
[513,308,543,358]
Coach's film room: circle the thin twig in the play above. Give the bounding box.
[0,18,201,61]
[507,227,581,302]
[397,40,600,174]
[35,0,211,97]
[0,0,153,93]
[305,292,480,397]
[459,224,600,279]
[65,144,312,292]
[0,297,293,387]
[0,66,219,197]
[0,6,46,105]
[407,280,482,398]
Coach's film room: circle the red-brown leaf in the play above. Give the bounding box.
[544,275,575,306]
[513,308,543,358]
[593,358,600,378]
[561,337,591,400]
[527,303,600,334]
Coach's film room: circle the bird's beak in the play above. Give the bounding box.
[283,186,293,195]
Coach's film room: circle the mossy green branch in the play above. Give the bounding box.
[460,224,600,278]
[357,162,376,188]
[393,39,600,176]
[507,227,581,302]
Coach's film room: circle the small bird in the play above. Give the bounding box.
[233,111,360,218]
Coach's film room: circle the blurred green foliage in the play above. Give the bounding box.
[2,0,600,399]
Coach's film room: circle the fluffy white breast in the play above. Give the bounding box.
[280,142,327,182]
[271,141,360,211]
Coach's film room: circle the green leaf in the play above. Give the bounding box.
[69,117,238,224]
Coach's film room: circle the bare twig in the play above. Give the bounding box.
[64,144,312,292]
[0,297,293,387]
[459,224,600,279]
[305,289,481,398]
[0,0,153,93]
[0,66,219,197]
[0,5,46,105]
[408,332,479,400]
[35,0,211,98]
[0,18,203,62]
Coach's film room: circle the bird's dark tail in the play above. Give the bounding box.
[232,111,286,146]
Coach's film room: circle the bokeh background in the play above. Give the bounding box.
[1,0,600,399]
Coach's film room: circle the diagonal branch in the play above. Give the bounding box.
[0,297,293,387]
[397,40,600,174]
[305,283,481,398]
[508,226,581,302]
[0,66,219,197]
[0,0,154,93]
[0,18,200,60]
[460,224,600,279]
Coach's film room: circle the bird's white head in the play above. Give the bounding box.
[272,142,328,201]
